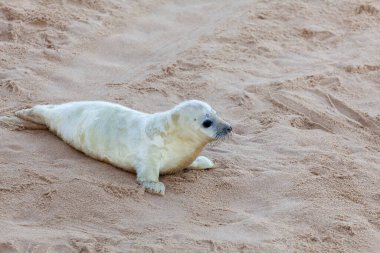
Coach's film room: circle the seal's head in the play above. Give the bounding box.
[172,100,232,141]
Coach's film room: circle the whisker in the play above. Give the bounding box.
[213,130,233,145]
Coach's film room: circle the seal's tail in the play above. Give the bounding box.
[0,106,48,130]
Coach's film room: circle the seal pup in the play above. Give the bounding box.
[11,100,232,195]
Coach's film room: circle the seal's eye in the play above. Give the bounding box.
[202,119,213,128]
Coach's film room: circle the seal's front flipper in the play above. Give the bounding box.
[188,156,214,170]
[136,165,165,195]
[138,180,165,195]
[0,115,47,130]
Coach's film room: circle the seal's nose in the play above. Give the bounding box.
[225,125,232,133]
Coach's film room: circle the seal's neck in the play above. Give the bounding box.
[147,110,211,173]
[147,109,210,148]
[167,110,208,146]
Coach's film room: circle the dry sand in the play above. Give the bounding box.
[1,0,380,252]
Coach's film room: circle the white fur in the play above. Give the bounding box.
[15,100,231,195]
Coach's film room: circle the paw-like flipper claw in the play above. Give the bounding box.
[138,181,165,195]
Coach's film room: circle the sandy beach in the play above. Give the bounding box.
[0,0,379,252]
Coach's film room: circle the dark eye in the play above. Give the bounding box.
[202,120,213,128]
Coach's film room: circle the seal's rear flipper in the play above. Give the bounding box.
[15,107,46,125]
[0,115,47,130]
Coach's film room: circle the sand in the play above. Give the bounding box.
[0,0,379,252]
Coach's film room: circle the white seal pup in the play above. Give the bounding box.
[12,100,232,195]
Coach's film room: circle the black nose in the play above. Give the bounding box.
[225,125,232,133]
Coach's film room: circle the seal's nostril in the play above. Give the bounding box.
[226,125,232,133]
